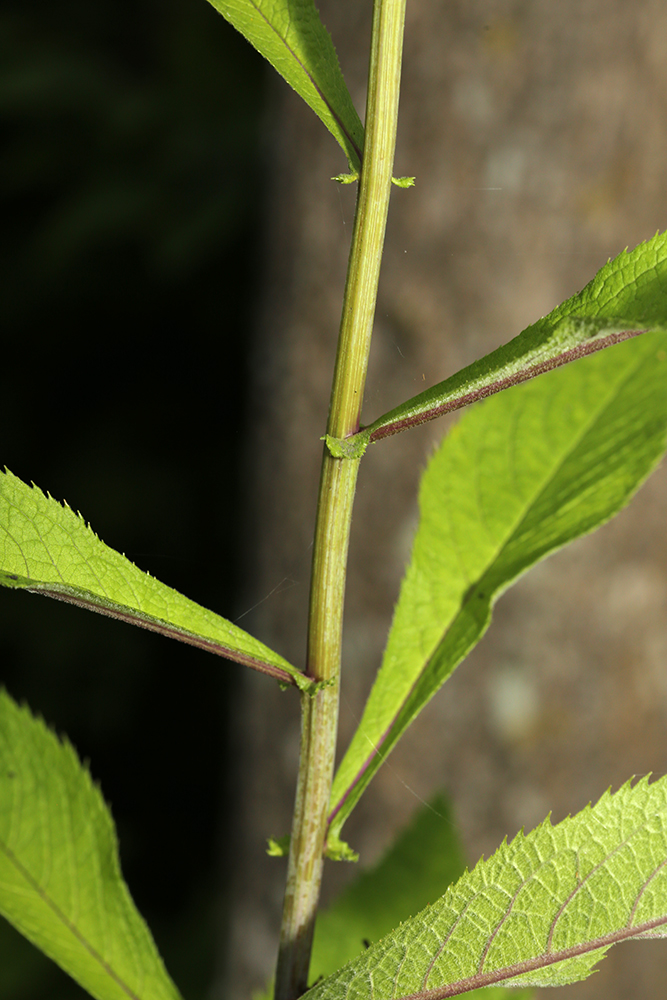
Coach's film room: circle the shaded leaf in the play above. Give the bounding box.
[206,0,364,171]
[310,778,667,1000]
[0,470,307,689]
[0,689,182,1000]
[329,331,667,838]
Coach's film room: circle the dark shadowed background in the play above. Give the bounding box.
[1,0,265,995]
[2,1,667,1000]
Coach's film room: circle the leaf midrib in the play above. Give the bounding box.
[394,909,667,1000]
[25,583,300,684]
[1,472,303,685]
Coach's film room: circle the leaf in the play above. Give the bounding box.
[312,793,531,1000]
[313,795,466,982]
[329,330,667,840]
[0,470,308,690]
[363,229,667,442]
[205,0,364,172]
[0,689,182,1000]
[309,777,667,1000]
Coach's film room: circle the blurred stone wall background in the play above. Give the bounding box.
[224,2,667,999]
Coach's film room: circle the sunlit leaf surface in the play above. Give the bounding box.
[0,690,182,1000]
[314,778,667,1000]
[0,470,305,688]
[330,329,667,838]
[312,794,529,1000]
[364,230,667,441]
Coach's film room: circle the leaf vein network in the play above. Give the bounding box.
[548,816,652,950]
[629,855,667,926]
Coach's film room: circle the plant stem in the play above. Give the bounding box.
[274,1,408,998]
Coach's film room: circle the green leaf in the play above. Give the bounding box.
[309,777,667,1000]
[314,794,530,1000]
[363,229,667,442]
[205,0,364,172]
[0,689,182,1000]
[0,470,308,690]
[329,330,667,839]
[312,795,467,983]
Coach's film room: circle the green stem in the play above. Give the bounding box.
[274,0,408,998]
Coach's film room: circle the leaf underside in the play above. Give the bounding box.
[0,690,182,1000]
[311,794,530,1000]
[312,795,467,983]
[0,470,306,689]
[329,328,667,842]
[364,229,667,441]
[206,0,364,171]
[310,777,667,1000]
